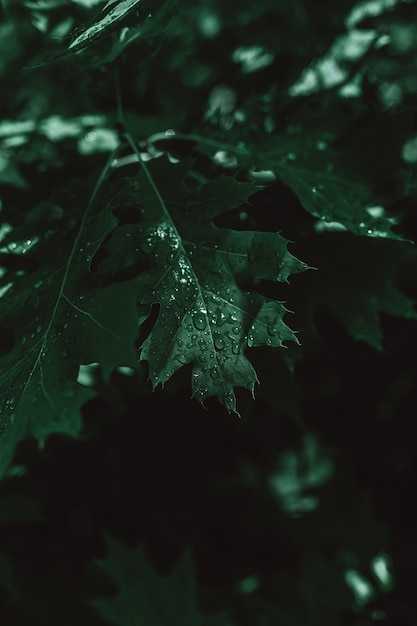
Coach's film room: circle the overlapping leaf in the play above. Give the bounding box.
[0,153,306,478]
[288,233,417,350]
[155,118,406,240]
[95,155,308,412]
[0,168,139,479]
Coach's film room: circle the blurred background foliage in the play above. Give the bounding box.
[1,0,417,624]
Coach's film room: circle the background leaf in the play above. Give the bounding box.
[90,536,224,626]
[0,162,139,478]
[287,234,417,350]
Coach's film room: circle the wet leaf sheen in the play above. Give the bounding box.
[96,156,308,412]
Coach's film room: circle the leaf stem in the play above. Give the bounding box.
[124,133,172,223]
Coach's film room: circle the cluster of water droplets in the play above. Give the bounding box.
[140,221,180,264]
[135,205,291,409]
[356,205,397,238]
[159,283,284,407]
[0,234,39,256]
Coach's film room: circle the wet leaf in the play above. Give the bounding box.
[65,0,173,57]
[0,165,139,479]
[67,0,143,50]
[96,155,308,412]
[274,162,403,240]
[167,131,405,241]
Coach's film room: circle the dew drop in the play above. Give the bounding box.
[192,311,207,330]
[213,332,226,350]
[214,308,227,327]
[186,334,197,349]
[224,391,236,411]
[141,235,157,253]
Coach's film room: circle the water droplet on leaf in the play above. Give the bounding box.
[214,308,227,326]
[213,332,226,350]
[192,311,207,330]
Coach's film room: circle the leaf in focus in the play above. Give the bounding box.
[90,535,221,626]
[95,155,308,412]
[0,166,139,479]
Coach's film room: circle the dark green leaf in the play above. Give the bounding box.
[96,156,308,412]
[0,165,139,479]
[90,535,224,626]
[290,234,417,349]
